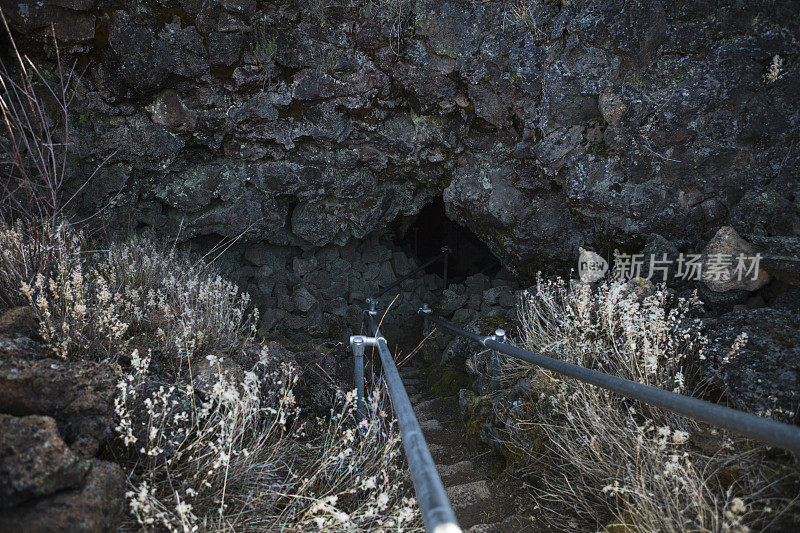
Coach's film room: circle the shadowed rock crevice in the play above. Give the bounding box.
[392,197,503,284]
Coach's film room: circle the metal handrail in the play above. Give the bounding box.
[350,314,461,533]
[420,311,800,457]
[349,241,800,532]
[372,246,450,300]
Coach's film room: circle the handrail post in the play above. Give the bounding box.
[420,303,431,328]
[490,329,505,394]
[441,246,450,289]
[366,297,378,317]
[349,336,367,423]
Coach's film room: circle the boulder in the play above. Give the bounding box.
[293,256,319,277]
[0,459,124,532]
[0,414,89,508]
[440,289,468,314]
[0,335,42,361]
[0,306,39,338]
[701,226,771,292]
[146,90,197,133]
[0,355,117,457]
[293,286,318,314]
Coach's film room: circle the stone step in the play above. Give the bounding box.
[419,419,461,445]
[414,398,440,413]
[418,418,442,431]
[415,408,431,423]
[428,443,460,464]
[436,460,477,486]
[399,367,419,377]
[466,515,539,533]
[467,523,500,533]
[416,398,461,424]
[445,480,499,528]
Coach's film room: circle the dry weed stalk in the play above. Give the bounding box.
[499,276,798,532]
[0,17,112,308]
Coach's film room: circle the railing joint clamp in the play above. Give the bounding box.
[482,328,506,346]
[349,335,384,349]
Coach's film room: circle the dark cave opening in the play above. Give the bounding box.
[392,198,502,283]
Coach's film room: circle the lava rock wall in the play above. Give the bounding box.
[3,0,799,281]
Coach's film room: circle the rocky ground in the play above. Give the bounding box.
[1,227,799,530]
[2,0,800,530]
[0,307,124,531]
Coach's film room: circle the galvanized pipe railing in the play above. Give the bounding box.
[420,310,800,457]
[350,313,461,533]
[372,246,450,300]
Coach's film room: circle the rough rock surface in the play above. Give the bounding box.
[0,308,125,531]
[0,414,90,508]
[0,459,125,533]
[702,307,800,423]
[748,235,800,287]
[0,351,118,457]
[192,354,246,399]
[2,0,797,291]
[0,306,39,338]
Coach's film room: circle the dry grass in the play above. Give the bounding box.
[0,18,111,309]
[497,276,799,532]
[7,221,420,531]
[116,355,421,532]
[19,233,257,363]
[0,219,72,309]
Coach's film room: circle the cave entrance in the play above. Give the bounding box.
[392,197,502,284]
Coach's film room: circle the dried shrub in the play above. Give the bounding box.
[10,222,419,530]
[116,351,421,531]
[499,276,799,532]
[21,233,257,363]
[0,218,73,309]
[0,19,110,309]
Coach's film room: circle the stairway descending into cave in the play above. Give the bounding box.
[399,365,541,532]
